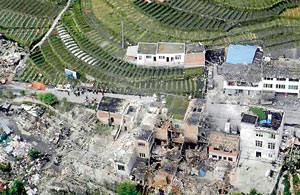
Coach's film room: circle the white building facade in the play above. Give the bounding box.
[224,77,300,98]
[125,42,205,68]
[240,111,284,162]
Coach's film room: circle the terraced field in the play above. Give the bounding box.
[89,0,300,51]
[212,0,287,10]
[6,0,300,96]
[0,0,67,47]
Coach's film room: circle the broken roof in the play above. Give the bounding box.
[186,43,205,54]
[222,63,261,83]
[157,42,185,54]
[208,132,239,152]
[263,60,300,79]
[98,97,125,113]
[137,130,153,141]
[138,42,157,55]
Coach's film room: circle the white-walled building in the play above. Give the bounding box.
[223,60,300,98]
[125,42,205,68]
[240,108,284,162]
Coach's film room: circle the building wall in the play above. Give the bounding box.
[261,78,300,95]
[224,77,300,97]
[184,123,198,143]
[137,53,184,65]
[96,111,133,130]
[115,153,137,177]
[240,119,284,162]
[184,53,205,67]
[154,127,168,141]
[135,135,154,159]
[208,147,238,162]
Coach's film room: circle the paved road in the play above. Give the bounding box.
[31,0,71,52]
[1,82,155,104]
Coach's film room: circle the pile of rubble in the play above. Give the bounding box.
[0,35,28,84]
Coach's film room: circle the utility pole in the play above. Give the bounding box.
[121,20,124,49]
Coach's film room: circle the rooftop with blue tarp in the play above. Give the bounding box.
[225,44,258,65]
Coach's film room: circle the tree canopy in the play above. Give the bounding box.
[37,93,57,105]
[117,182,140,195]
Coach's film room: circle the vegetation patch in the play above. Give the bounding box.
[250,107,266,120]
[166,96,189,120]
[37,93,58,105]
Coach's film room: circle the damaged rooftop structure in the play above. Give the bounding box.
[97,97,140,134]
[208,132,240,162]
[223,57,300,98]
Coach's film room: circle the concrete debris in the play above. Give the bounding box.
[0,35,28,82]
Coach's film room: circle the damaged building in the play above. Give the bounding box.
[208,132,240,162]
[223,55,300,98]
[97,97,141,134]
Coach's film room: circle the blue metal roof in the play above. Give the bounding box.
[0,117,13,135]
[225,44,258,65]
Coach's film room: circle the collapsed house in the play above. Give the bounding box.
[208,132,240,162]
[125,42,205,68]
[97,97,140,133]
[240,108,284,162]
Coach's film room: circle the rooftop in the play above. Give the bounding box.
[137,130,153,141]
[222,63,261,83]
[263,60,300,79]
[138,42,157,55]
[242,108,283,131]
[98,97,125,113]
[157,42,185,54]
[185,43,205,54]
[208,132,239,153]
[225,44,258,65]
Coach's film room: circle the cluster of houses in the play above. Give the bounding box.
[95,94,286,193]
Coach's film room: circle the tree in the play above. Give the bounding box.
[9,180,26,195]
[20,91,26,96]
[37,93,57,105]
[249,189,262,195]
[117,182,140,195]
[28,149,41,160]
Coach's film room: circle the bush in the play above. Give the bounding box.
[117,182,140,195]
[28,149,41,160]
[293,174,300,184]
[37,93,57,105]
[283,174,291,195]
[0,162,11,172]
[249,189,262,195]
[20,91,26,96]
[9,180,26,195]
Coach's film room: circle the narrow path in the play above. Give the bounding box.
[31,0,71,52]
